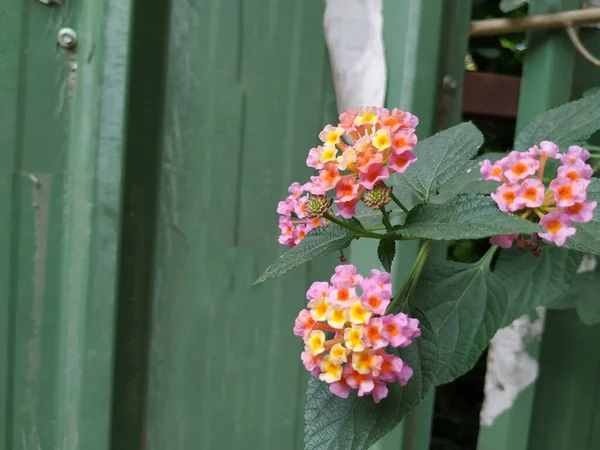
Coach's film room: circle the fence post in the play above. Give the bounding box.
[365,2,473,449]
[477,1,579,449]
[1,1,134,449]
[526,23,600,450]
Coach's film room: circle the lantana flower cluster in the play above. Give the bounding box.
[481,142,597,250]
[278,106,419,247]
[294,265,421,403]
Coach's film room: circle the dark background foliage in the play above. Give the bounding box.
[432,1,528,448]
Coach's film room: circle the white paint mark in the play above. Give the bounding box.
[578,253,597,273]
[482,253,597,425]
[481,309,544,426]
[324,0,386,111]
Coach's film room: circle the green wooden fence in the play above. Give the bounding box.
[1,0,599,449]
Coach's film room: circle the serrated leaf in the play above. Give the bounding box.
[583,87,600,98]
[514,91,600,151]
[377,238,396,272]
[493,247,582,326]
[304,312,438,450]
[431,152,505,204]
[412,248,506,384]
[575,271,600,325]
[397,194,542,240]
[390,122,484,202]
[253,219,361,285]
[562,222,600,255]
[564,179,600,255]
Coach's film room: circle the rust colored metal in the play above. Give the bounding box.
[462,71,521,118]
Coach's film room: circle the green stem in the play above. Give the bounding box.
[586,144,600,152]
[323,212,385,239]
[379,205,393,231]
[364,225,386,231]
[389,191,411,215]
[386,240,432,314]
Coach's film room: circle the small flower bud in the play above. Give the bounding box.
[362,183,391,209]
[305,195,331,219]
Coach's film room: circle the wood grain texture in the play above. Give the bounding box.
[477,1,579,449]
[1,1,133,449]
[143,1,338,448]
[0,2,72,449]
[526,28,600,450]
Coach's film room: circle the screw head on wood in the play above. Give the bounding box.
[57,28,78,49]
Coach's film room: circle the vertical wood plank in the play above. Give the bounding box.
[477,1,578,449]
[144,1,338,448]
[526,25,600,450]
[527,310,600,450]
[371,2,473,449]
[0,0,133,448]
[56,0,134,449]
[0,2,25,447]
[109,0,173,448]
[0,3,72,448]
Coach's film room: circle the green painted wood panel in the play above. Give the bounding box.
[477,1,578,449]
[527,310,600,450]
[1,3,73,448]
[143,1,338,448]
[369,2,473,449]
[1,1,134,449]
[526,26,600,450]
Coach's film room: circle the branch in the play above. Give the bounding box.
[470,8,600,37]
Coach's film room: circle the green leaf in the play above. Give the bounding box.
[583,87,600,98]
[377,238,396,272]
[564,179,600,255]
[514,91,600,151]
[493,246,582,326]
[304,312,438,450]
[412,248,507,384]
[253,219,361,285]
[390,122,484,202]
[397,194,542,241]
[575,271,600,325]
[431,152,505,204]
[562,222,600,255]
[499,0,527,13]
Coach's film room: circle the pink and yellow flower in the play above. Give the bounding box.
[489,233,519,249]
[319,356,344,383]
[319,125,345,145]
[364,318,388,350]
[515,179,545,208]
[277,106,421,248]
[483,141,596,250]
[490,183,522,212]
[503,152,539,183]
[565,200,597,223]
[305,330,326,356]
[480,159,504,181]
[294,265,420,402]
[344,326,366,352]
[549,177,587,207]
[294,309,315,337]
[538,212,577,246]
